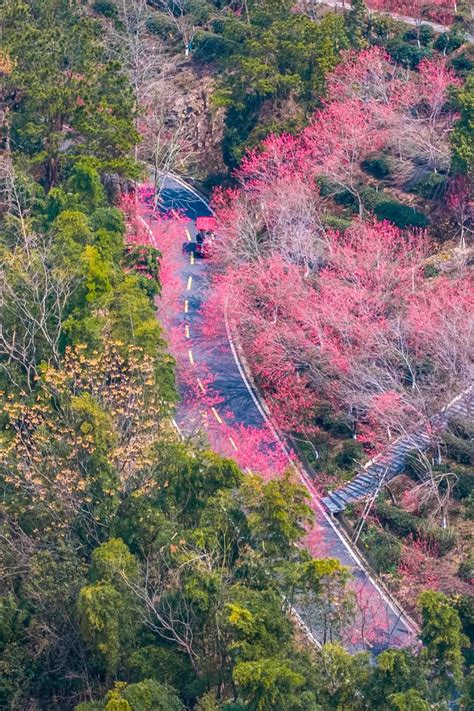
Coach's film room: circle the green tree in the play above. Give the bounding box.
[296,558,354,643]
[452,74,474,173]
[75,679,183,711]
[243,473,313,561]
[461,668,474,711]
[216,4,348,166]
[109,679,183,711]
[368,650,428,710]
[77,583,126,676]
[2,0,139,187]
[77,541,140,677]
[345,0,368,49]
[67,159,108,211]
[418,590,467,698]
[312,643,370,711]
[232,657,308,711]
[389,689,430,711]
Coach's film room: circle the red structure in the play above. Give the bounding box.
[196,216,217,232]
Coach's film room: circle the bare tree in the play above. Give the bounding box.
[150,0,196,56]
[105,0,167,112]
[139,83,198,185]
[259,175,328,276]
[405,447,457,529]
[127,553,202,673]
[103,0,198,180]
[0,160,78,390]
[111,540,237,677]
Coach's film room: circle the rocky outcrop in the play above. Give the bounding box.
[165,62,226,178]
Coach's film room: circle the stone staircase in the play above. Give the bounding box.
[322,387,474,514]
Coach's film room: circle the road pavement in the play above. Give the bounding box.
[140,174,419,652]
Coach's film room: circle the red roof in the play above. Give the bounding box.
[196,216,217,231]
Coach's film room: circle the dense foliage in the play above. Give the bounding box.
[204,0,349,166]
[201,11,473,665]
[0,1,472,710]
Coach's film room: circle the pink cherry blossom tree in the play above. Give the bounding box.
[302,99,388,216]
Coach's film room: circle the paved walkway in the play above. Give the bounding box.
[323,387,474,513]
[139,175,418,652]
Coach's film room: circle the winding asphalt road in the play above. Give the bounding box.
[141,175,419,652]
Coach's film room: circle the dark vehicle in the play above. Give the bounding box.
[195,217,217,258]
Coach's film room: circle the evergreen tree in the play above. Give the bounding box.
[345,0,368,49]
[419,591,468,700]
[1,0,139,187]
[452,73,474,173]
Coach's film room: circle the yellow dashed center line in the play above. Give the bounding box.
[211,407,223,424]
[228,436,238,451]
[180,227,229,436]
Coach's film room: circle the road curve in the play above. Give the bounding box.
[308,0,474,43]
[140,174,419,652]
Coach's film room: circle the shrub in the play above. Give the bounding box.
[317,177,339,198]
[360,185,384,210]
[146,15,179,41]
[453,472,474,501]
[376,502,421,538]
[362,154,392,179]
[92,0,117,18]
[334,189,358,210]
[313,404,352,438]
[323,214,352,232]
[458,559,473,583]
[453,594,474,644]
[425,526,457,556]
[386,39,432,68]
[373,200,429,228]
[423,263,441,278]
[434,29,465,55]
[298,429,336,472]
[403,26,434,46]
[463,491,474,520]
[201,171,233,195]
[423,263,441,279]
[334,440,363,471]
[418,25,435,46]
[451,53,474,78]
[186,0,214,25]
[446,434,474,466]
[444,420,474,466]
[410,172,447,200]
[361,526,402,574]
[193,31,235,63]
[368,15,401,40]
[376,503,457,554]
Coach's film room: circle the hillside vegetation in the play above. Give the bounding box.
[0,1,473,710]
